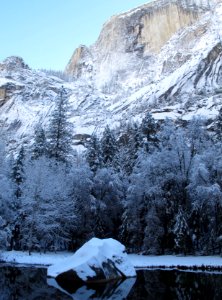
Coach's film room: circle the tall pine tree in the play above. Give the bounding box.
[85,133,102,172]
[101,126,118,167]
[47,86,73,163]
[215,107,222,141]
[12,146,25,199]
[140,112,158,152]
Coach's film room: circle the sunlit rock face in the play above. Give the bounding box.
[65,0,210,90]
[94,0,200,56]
[65,45,93,79]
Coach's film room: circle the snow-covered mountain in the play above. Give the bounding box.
[0,0,222,149]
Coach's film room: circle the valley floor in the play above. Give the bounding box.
[1,250,222,270]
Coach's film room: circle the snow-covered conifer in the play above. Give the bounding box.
[101,126,118,166]
[173,208,191,254]
[32,125,47,159]
[85,133,102,172]
[140,112,158,152]
[12,146,25,199]
[47,87,73,163]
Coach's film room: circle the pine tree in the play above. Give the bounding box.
[47,86,73,163]
[101,126,118,167]
[215,107,222,141]
[9,146,26,250]
[32,125,47,159]
[140,112,158,152]
[143,207,164,254]
[92,167,124,240]
[85,133,102,172]
[12,146,25,199]
[120,123,143,174]
[173,208,191,254]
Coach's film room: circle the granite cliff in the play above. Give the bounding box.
[65,0,211,90]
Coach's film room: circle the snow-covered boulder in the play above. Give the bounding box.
[47,238,136,283]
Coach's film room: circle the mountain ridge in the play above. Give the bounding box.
[0,0,222,150]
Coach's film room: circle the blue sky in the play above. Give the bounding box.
[0,0,151,70]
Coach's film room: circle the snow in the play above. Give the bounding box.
[0,250,71,266]
[152,111,181,120]
[1,250,222,271]
[47,238,136,280]
[129,255,222,269]
[0,78,17,86]
[117,0,212,20]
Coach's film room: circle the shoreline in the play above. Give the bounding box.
[1,251,222,272]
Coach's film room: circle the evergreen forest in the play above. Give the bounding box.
[1,91,222,255]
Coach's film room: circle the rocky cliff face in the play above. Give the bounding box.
[0,0,222,150]
[65,0,211,90]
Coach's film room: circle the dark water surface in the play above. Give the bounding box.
[0,264,222,299]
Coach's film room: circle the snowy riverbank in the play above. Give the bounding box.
[1,251,222,270]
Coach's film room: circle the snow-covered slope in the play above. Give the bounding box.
[0,0,222,149]
[0,57,65,150]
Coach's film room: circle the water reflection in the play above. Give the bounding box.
[1,265,222,299]
[0,264,70,300]
[48,277,136,299]
[127,269,222,300]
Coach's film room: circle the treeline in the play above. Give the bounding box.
[40,69,72,82]
[0,88,222,255]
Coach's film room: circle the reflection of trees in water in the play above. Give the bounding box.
[128,271,173,300]
[174,271,222,300]
[127,270,222,300]
[0,265,70,300]
[0,265,136,300]
[1,267,222,300]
